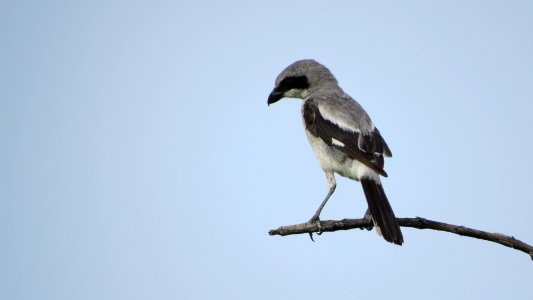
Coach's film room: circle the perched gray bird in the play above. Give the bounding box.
[267,59,403,245]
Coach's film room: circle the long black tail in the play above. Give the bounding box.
[360,179,403,245]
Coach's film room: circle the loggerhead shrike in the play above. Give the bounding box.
[267,59,403,245]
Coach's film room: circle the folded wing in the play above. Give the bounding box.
[303,99,392,177]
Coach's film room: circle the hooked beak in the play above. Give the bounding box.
[267,87,283,106]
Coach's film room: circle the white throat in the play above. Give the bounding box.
[283,88,309,99]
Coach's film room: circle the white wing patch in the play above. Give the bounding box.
[331,138,345,147]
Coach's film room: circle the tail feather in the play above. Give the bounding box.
[360,178,403,245]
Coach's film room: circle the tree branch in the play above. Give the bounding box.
[268,217,533,260]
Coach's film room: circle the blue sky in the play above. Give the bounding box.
[1,1,533,299]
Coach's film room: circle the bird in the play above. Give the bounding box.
[267,59,403,245]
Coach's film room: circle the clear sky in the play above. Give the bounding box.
[1,1,533,299]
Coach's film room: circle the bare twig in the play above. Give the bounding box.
[268,217,533,260]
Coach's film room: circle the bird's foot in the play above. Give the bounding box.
[307,216,323,242]
[362,210,374,231]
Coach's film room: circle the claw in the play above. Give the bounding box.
[307,217,322,241]
[362,210,374,231]
[316,221,323,234]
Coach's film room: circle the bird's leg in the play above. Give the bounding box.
[309,172,336,223]
[362,208,374,231]
[308,171,336,241]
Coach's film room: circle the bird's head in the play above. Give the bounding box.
[267,59,337,105]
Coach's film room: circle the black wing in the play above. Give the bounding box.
[303,100,391,177]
